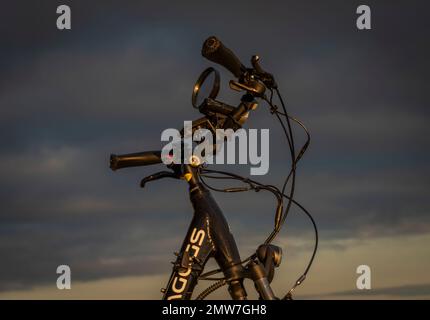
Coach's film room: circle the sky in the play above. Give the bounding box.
[0,0,429,299]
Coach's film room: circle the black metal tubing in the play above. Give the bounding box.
[110,151,162,170]
[162,166,247,300]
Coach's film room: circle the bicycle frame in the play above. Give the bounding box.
[162,165,276,300]
[109,36,311,300]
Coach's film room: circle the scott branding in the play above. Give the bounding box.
[167,228,206,300]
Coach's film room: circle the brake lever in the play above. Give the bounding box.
[229,79,266,96]
[251,55,277,89]
[140,171,179,188]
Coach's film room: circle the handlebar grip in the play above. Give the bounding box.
[110,151,162,171]
[202,36,245,78]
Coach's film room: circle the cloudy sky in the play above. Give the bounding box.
[0,0,429,299]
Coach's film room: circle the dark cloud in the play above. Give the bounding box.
[0,0,429,293]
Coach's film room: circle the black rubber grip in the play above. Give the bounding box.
[202,36,245,78]
[110,151,162,171]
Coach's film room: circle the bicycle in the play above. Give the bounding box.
[109,36,318,300]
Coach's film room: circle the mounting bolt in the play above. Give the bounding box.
[160,288,166,293]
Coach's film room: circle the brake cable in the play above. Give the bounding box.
[194,90,318,299]
[197,169,318,298]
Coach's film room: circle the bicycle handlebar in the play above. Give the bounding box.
[111,37,259,172]
[202,36,245,78]
[110,151,162,171]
